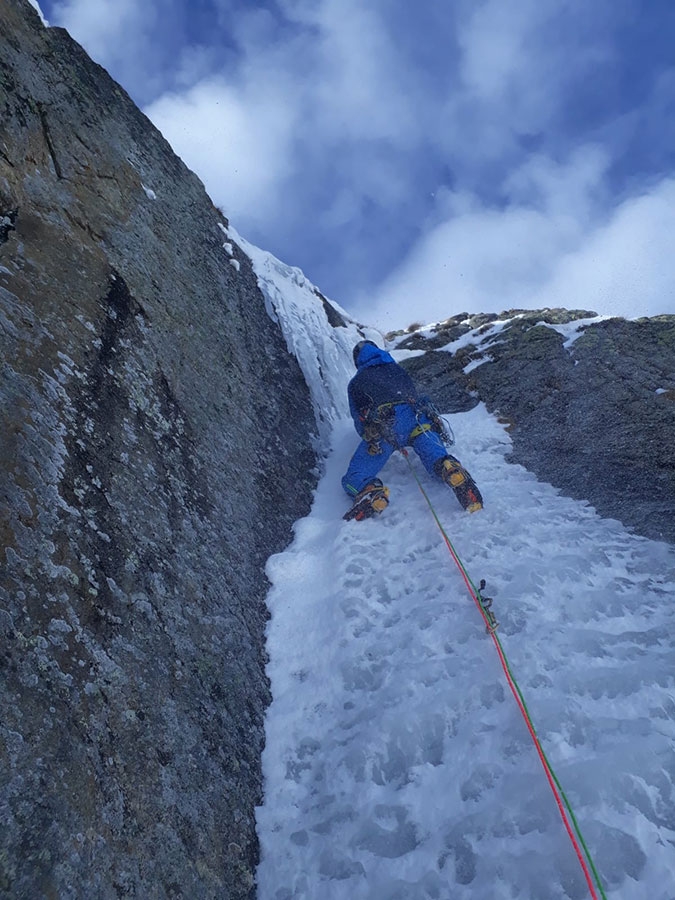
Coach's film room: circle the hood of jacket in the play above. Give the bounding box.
[355,343,396,370]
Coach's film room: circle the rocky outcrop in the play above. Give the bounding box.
[400,310,675,545]
[0,2,318,897]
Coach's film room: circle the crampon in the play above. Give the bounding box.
[343,481,390,521]
[438,457,483,513]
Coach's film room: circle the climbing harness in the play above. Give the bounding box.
[362,397,454,451]
[360,398,412,429]
[400,448,607,900]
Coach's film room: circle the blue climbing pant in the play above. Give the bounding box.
[342,404,448,497]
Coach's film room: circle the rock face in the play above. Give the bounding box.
[400,310,675,545]
[0,2,318,897]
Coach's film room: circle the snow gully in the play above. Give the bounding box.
[401,448,607,900]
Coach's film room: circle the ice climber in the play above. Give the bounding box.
[343,340,484,521]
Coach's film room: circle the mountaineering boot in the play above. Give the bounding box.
[343,479,390,521]
[437,457,483,513]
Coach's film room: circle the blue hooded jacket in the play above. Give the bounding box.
[348,343,419,435]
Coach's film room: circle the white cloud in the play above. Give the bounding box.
[363,158,675,328]
[282,0,416,144]
[529,179,675,317]
[503,146,610,223]
[144,77,298,222]
[142,0,420,227]
[458,0,542,103]
[49,0,170,100]
[50,0,152,67]
[434,0,614,170]
[44,0,674,328]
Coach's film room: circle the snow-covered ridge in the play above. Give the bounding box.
[441,315,525,374]
[392,310,614,375]
[27,0,48,25]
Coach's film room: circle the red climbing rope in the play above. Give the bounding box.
[401,450,606,900]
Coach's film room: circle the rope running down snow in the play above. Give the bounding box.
[400,449,607,900]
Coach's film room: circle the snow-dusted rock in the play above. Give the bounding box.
[397,309,675,544]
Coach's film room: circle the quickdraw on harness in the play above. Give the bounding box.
[417,396,455,448]
[401,449,607,900]
[477,579,499,634]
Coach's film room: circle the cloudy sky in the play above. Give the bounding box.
[33,0,675,329]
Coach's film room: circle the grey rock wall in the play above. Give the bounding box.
[401,310,675,545]
[1,1,318,897]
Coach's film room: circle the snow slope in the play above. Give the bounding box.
[236,237,675,899]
